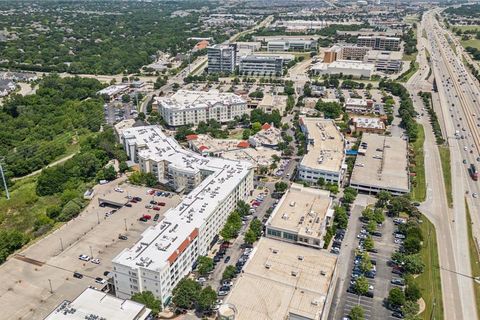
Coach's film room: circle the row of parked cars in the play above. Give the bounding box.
[217,247,253,297]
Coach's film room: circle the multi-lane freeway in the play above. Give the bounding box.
[406,9,480,320]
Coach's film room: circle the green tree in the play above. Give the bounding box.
[122,94,131,103]
[405,282,421,301]
[317,177,325,186]
[364,236,375,251]
[252,122,262,133]
[242,129,252,140]
[275,181,288,192]
[366,220,377,233]
[360,253,373,273]
[222,265,237,280]
[404,236,422,254]
[402,300,420,317]
[237,200,250,217]
[172,278,201,309]
[388,287,406,307]
[361,207,374,220]
[119,161,129,173]
[354,276,370,295]
[349,305,365,320]
[373,208,385,224]
[0,230,29,263]
[131,291,162,316]
[197,286,217,311]
[197,256,214,276]
[315,100,343,119]
[244,229,257,244]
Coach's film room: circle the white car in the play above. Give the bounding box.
[91,258,101,265]
[473,193,478,198]
[79,254,91,261]
[394,239,404,244]
[114,188,124,193]
[95,277,107,285]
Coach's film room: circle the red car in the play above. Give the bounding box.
[143,214,152,220]
[152,206,160,211]
[130,199,137,203]
[158,202,166,206]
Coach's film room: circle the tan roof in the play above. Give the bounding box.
[267,184,332,240]
[300,117,344,173]
[225,238,337,320]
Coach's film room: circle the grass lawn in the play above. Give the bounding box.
[453,25,480,32]
[462,39,480,51]
[398,61,419,82]
[438,146,453,208]
[466,200,480,316]
[403,51,418,62]
[411,124,426,202]
[228,130,244,140]
[404,14,419,24]
[414,215,444,320]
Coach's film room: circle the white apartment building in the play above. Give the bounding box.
[153,90,248,127]
[298,117,346,185]
[114,126,254,306]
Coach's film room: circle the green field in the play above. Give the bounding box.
[414,215,444,320]
[462,39,480,50]
[411,124,426,202]
[453,25,480,32]
[466,200,480,316]
[404,14,419,24]
[438,146,453,208]
[403,51,418,62]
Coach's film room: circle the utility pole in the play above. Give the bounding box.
[0,158,10,200]
[124,218,128,232]
[48,279,53,294]
[96,211,100,224]
[89,245,93,258]
[59,237,64,252]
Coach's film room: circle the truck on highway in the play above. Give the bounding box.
[469,164,478,181]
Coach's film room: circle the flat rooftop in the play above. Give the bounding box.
[350,133,409,193]
[365,50,403,60]
[155,89,245,111]
[311,60,375,72]
[267,184,333,239]
[44,288,150,320]
[114,126,253,271]
[225,237,337,320]
[299,117,345,173]
[352,117,385,130]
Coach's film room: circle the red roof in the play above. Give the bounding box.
[199,145,209,151]
[186,134,198,141]
[168,228,199,265]
[262,123,272,130]
[237,141,250,148]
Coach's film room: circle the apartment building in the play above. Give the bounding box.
[207,44,237,74]
[298,117,346,185]
[114,126,254,306]
[357,36,401,51]
[153,90,248,127]
[239,55,283,76]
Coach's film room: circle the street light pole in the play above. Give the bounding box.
[0,159,10,200]
[96,211,100,224]
[48,279,53,294]
[60,237,64,251]
[124,218,128,232]
[89,245,93,258]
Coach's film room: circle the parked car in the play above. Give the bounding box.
[95,277,107,285]
[73,272,83,279]
[118,234,128,240]
[391,278,405,286]
[139,217,148,222]
[124,203,132,207]
[79,254,91,262]
[143,214,152,220]
[158,202,166,206]
[150,200,158,205]
[224,256,231,263]
[152,206,161,211]
[91,258,100,264]
[153,214,160,221]
[114,187,124,193]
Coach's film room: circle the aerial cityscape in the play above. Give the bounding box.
[0,0,480,319]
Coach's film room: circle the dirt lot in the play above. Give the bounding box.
[0,179,181,320]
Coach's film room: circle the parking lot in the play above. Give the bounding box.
[328,195,401,320]
[0,180,181,320]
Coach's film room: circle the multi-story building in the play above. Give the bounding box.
[357,36,401,51]
[207,44,237,74]
[267,39,317,52]
[114,126,254,306]
[239,55,283,76]
[363,50,403,72]
[265,183,334,249]
[153,90,248,127]
[298,117,346,185]
[323,45,370,63]
[345,98,374,114]
[310,60,375,78]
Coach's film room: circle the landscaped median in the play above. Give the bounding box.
[411,124,426,202]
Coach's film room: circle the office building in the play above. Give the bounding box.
[224,237,337,320]
[298,117,345,185]
[357,36,401,51]
[257,94,288,114]
[323,45,370,63]
[350,133,409,195]
[267,39,317,52]
[153,90,248,127]
[114,126,254,305]
[44,288,151,320]
[363,50,403,72]
[345,98,374,114]
[265,183,334,249]
[207,44,237,74]
[239,55,283,76]
[351,116,386,133]
[310,60,375,78]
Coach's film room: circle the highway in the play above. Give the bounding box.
[406,10,480,320]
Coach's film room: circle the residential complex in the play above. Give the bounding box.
[114,126,254,305]
[224,237,337,320]
[298,117,346,185]
[44,288,151,320]
[356,35,401,51]
[207,44,237,74]
[350,133,409,195]
[265,183,334,249]
[311,60,375,78]
[153,90,248,126]
[239,55,283,76]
